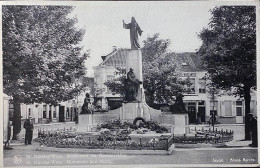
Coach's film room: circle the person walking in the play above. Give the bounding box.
[4,121,12,150]
[248,113,257,147]
[23,116,34,145]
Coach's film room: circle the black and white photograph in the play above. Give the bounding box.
[2,1,259,167]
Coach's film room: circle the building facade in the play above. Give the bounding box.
[7,77,94,124]
[93,49,257,124]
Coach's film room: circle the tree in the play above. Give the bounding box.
[104,67,126,97]
[197,6,256,140]
[142,34,184,108]
[3,6,89,139]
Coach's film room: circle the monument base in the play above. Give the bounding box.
[77,114,93,132]
[119,102,151,122]
[171,114,189,135]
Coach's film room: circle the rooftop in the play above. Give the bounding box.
[99,49,204,72]
[175,52,204,72]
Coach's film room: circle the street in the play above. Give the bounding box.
[3,140,258,167]
[3,122,258,167]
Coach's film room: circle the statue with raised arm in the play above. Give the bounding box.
[123,17,143,49]
[124,68,142,102]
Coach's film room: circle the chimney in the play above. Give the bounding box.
[112,46,117,51]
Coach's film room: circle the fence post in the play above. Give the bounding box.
[114,138,116,150]
[214,134,217,143]
[102,137,104,149]
[205,134,208,144]
[195,134,197,144]
[139,138,142,150]
[153,141,155,150]
[88,137,91,149]
[166,139,169,151]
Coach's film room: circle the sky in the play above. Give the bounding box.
[70,2,220,77]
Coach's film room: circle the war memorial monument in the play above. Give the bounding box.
[77,17,189,135]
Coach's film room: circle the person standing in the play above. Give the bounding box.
[23,116,34,145]
[4,121,12,150]
[248,113,257,147]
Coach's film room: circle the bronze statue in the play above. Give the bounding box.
[123,17,143,49]
[80,93,91,114]
[125,68,142,102]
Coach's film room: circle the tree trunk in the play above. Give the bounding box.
[12,96,21,140]
[244,86,251,140]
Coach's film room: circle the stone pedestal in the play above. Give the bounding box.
[77,114,93,132]
[121,49,151,121]
[119,102,151,122]
[172,114,189,135]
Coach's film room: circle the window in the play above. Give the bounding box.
[184,78,195,94]
[9,102,14,121]
[224,101,232,116]
[43,105,47,118]
[49,106,52,118]
[236,101,243,116]
[236,107,243,116]
[236,101,242,106]
[53,107,56,118]
[189,78,195,94]
[28,108,31,116]
[198,101,205,106]
[188,102,196,106]
[66,107,70,118]
[199,79,206,93]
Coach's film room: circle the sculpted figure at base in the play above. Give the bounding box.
[80,93,91,114]
[125,68,142,102]
[123,17,143,49]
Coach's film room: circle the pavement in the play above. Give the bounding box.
[3,122,258,167]
[3,139,258,167]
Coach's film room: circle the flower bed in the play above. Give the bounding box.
[39,131,172,150]
[172,129,234,144]
[98,119,168,133]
